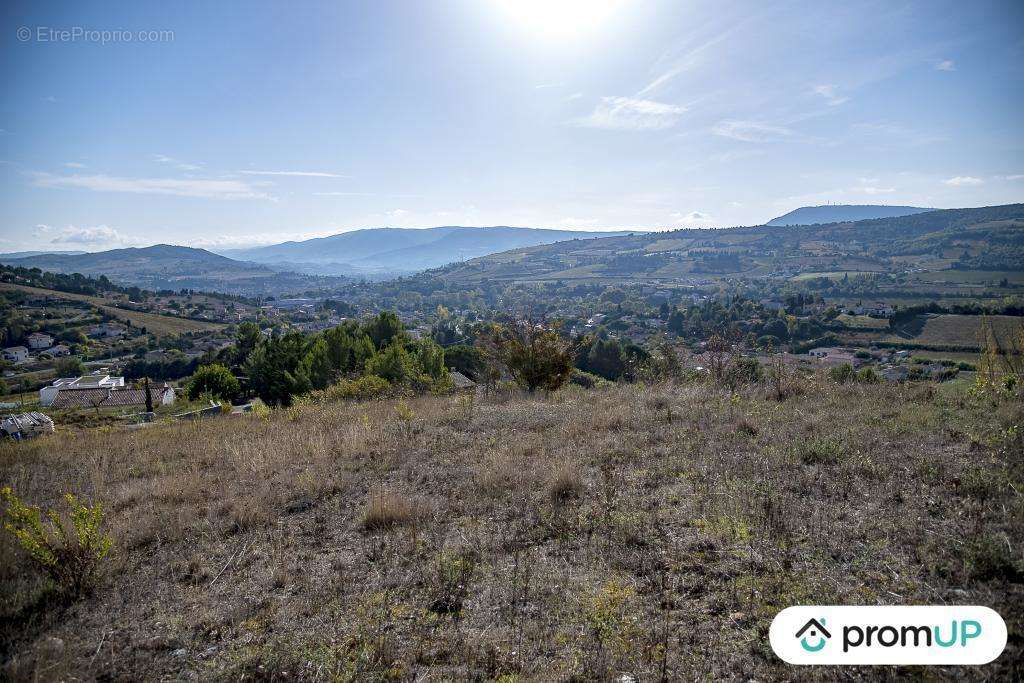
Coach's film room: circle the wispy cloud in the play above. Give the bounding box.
[943,176,983,186]
[850,122,945,147]
[671,210,716,226]
[30,172,272,200]
[995,174,1024,181]
[239,170,349,178]
[935,59,955,71]
[153,154,203,172]
[37,224,140,247]
[712,120,794,143]
[710,149,766,164]
[858,185,896,195]
[575,97,686,131]
[64,162,86,169]
[313,191,423,198]
[812,84,849,106]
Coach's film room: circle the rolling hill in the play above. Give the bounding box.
[418,204,1024,286]
[219,226,642,276]
[0,245,345,296]
[766,204,933,226]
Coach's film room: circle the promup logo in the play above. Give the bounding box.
[795,618,831,652]
[770,606,1006,665]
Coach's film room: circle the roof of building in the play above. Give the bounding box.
[449,370,476,389]
[50,384,172,410]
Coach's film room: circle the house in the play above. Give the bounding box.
[853,302,895,318]
[27,332,54,350]
[50,383,175,410]
[806,347,859,365]
[2,346,29,363]
[1,412,55,440]
[88,322,126,338]
[39,374,126,407]
[43,344,71,357]
[449,370,476,393]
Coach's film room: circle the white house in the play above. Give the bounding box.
[39,374,125,407]
[88,323,126,339]
[43,345,71,357]
[2,347,29,363]
[27,332,54,350]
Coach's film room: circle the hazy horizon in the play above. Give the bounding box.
[2,0,1023,252]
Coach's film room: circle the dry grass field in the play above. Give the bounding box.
[1,378,1022,680]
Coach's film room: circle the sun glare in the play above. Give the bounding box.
[494,0,624,40]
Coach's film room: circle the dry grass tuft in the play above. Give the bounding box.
[360,489,426,531]
[546,461,585,505]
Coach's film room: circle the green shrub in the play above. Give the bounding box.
[2,487,113,597]
[855,367,881,384]
[963,533,1021,582]
[798,436,844,465]
[724,357,763,387]
[305,375,391,404]
[186,363,240,402]
[828,363,855,384]
[569,369,609,389]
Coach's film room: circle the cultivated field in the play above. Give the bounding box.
[0,283,224,336]
[1,378,1021,680]
[885,314,1023,349]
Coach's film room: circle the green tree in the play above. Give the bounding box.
[364,311,404,350]
[578,337,627,380]
[243,333,311,406]
[55,356,86,378]
[233,322,262,367]
[485,322,575,393]
[322,323,375,376]
[185,363,241,402]
[301,338,334,390]
[415,338,448,381]
[365,341,417,384]
[444,344,485,381]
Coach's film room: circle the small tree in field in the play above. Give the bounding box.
[186,363,240,402]
[483,321,575,393]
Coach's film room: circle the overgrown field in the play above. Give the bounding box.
[1,379,1022,680]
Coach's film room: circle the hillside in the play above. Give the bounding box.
[0,282,224,335]
[765,204,933,226]
[220,226,642,276]
[422,204,1024,286]
[0,245,346,296]
[1,379,1020,679]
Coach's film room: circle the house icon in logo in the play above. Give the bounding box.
[796,618,831,652]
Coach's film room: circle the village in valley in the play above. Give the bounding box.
[1,245,1015,440]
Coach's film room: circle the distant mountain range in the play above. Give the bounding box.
[766,204,934,226]
[0,250,86,259]
[6,206,1019,296]
[0,245,344,296]
[218,226,642,276]
[421,204,1024,286]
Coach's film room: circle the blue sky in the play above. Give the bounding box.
[1,0,1022,251]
